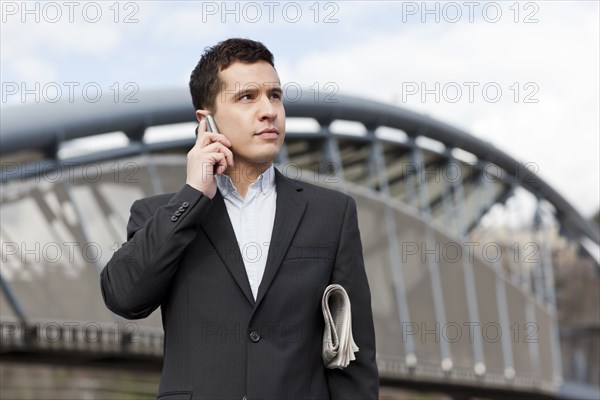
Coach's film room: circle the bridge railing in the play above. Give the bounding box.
[1,91,598,398]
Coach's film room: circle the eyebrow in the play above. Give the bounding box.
[268,86,283,96]
[233,84,282,98]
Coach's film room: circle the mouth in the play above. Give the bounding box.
[256,128,280,139]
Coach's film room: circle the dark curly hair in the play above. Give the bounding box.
[189,38,275,112]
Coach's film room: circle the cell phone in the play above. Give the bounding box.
[206,115,219,133]
[205,115,222,175]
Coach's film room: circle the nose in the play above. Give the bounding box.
[258,95,278,122]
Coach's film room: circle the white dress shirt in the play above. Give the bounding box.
[216,165,277,300]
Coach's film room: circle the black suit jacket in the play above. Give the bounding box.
[100,169,379,400]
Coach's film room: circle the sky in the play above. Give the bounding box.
[1,0,599,217]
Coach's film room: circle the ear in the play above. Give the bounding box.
[195,109,210,123]
[194,110,211,136]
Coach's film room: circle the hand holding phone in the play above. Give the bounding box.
[186,115,233,198]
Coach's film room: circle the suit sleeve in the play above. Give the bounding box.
[325,196,379,399]
[100,184,212,319]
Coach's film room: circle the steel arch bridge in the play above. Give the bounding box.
[1,89,598,399]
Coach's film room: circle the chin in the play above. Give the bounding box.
[255,146,282,163]
[255,153,279,164]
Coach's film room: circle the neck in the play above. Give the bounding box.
[225,160,272,198]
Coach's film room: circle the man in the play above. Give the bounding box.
[100,38,378,400]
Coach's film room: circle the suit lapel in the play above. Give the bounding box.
[254,170,307,309]
[200,191,255,305]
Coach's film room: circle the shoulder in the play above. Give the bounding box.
[275,168,352,208]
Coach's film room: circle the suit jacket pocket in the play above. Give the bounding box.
[156,391,192,400]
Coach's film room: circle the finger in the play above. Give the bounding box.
[196,119,207,144]
[202,132,232,148]
[221,146,234,167]
[203,142,234,161]
[210,153,227,175]
[225,149,234,167]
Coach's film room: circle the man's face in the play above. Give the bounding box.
[211,61,285,167]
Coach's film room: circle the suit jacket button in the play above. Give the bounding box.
[170,215,178,222]
[249,331,260,343]
[242,397,247,400]
[178,206,186,213]
[175,211,182,217]
[182,202,190,208]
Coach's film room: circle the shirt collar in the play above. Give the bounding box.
[216,164,276,197]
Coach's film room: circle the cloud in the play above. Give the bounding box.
[1,1,597,216]
[280,2,599,216]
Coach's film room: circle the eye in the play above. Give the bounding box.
[239,93,254,102]
[270,92,282,101]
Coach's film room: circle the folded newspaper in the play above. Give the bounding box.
[321,284,359,369]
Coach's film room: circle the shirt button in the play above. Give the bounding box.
[249,331,260,343]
